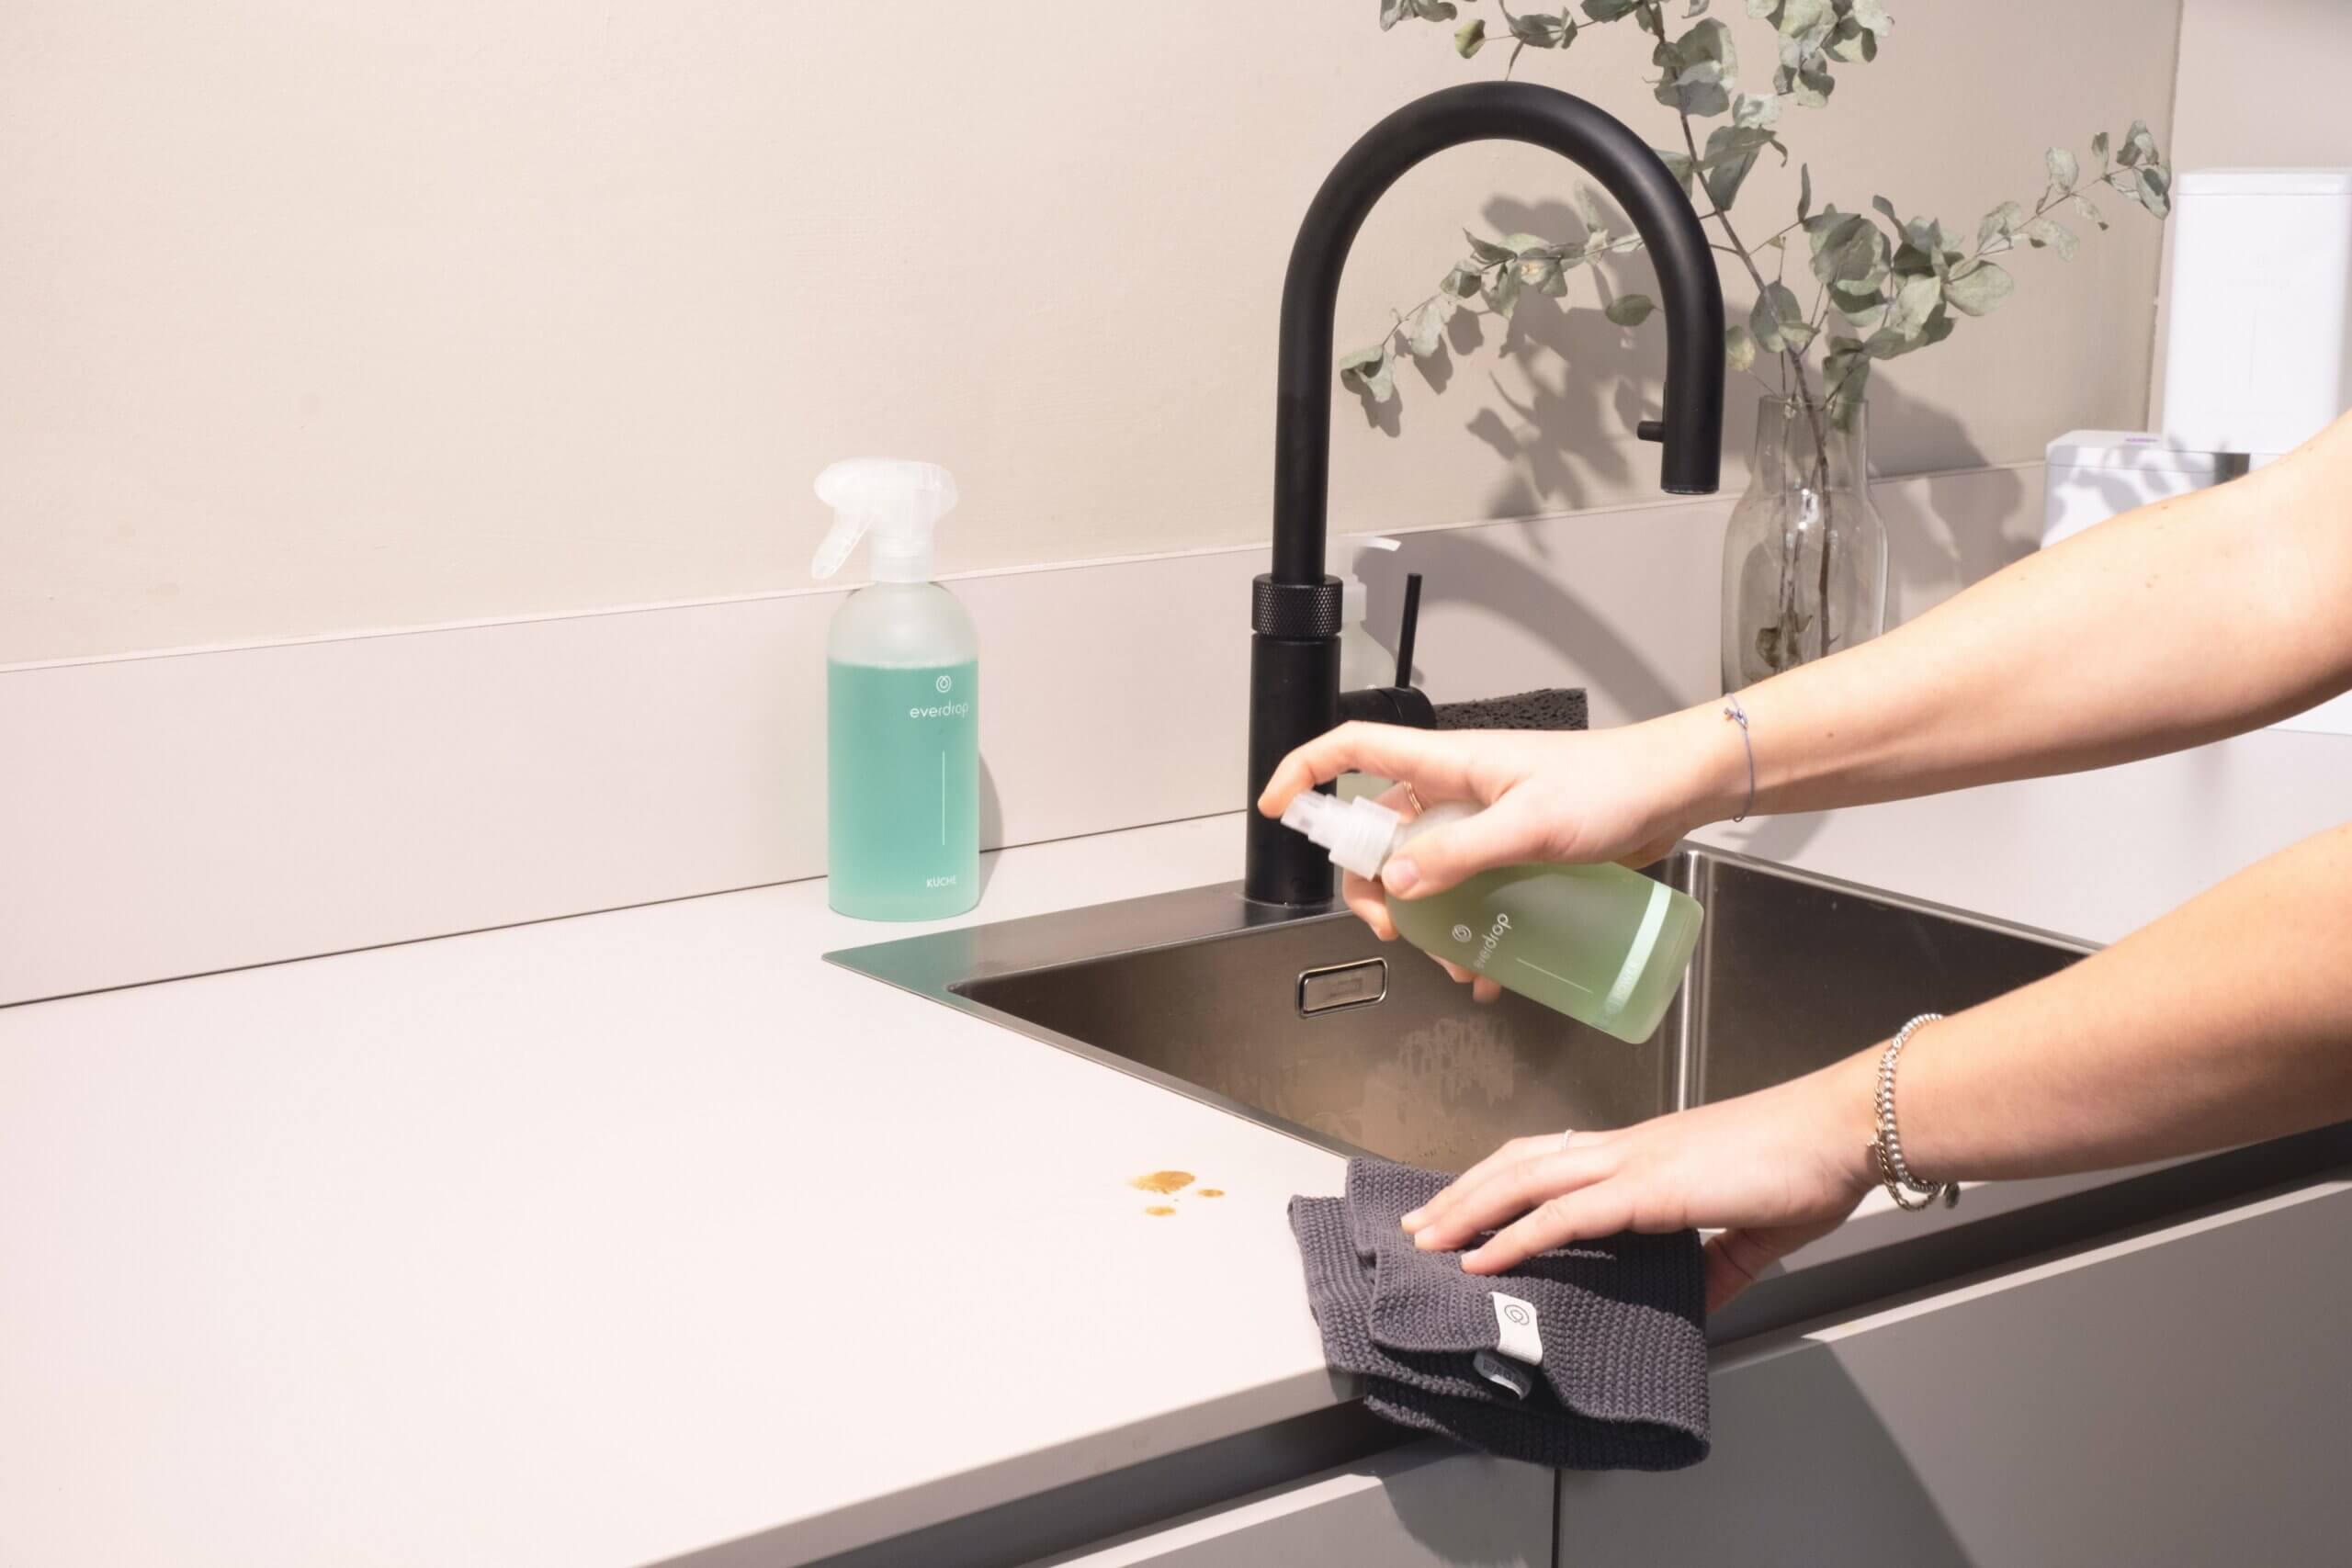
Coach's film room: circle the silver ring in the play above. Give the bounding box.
[1559,1128,1577,1151]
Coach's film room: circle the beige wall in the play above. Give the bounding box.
[2,2,2180,663]
[2170,0,2352,170]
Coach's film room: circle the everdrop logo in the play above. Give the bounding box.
[1451,924,1475,944]
[934,673,953,694]
[1468,912,1512,974]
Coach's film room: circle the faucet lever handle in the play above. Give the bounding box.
[1393,571,1422,690]
[1635,419,1667,443]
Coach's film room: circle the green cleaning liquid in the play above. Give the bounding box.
[811,460,981,921]
[825,657,978,919]
[1280,793,1702,1043]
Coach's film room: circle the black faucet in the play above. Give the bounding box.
[1245,82,1726,908]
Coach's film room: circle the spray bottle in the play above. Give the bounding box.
[813,459,978,919]
[1277,795,1702,1043]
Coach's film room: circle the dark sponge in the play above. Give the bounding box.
[1431,686,1589,732]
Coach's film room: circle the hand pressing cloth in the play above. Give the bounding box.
[1289,1157,1709,1470]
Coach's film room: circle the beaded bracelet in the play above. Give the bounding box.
[1869,1013,1961,1213]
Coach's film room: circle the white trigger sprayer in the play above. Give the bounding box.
[812,458,958,584]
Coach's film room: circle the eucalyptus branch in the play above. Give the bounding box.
[1353,0,2172,670]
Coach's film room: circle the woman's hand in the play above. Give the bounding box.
[1255,712,1736,996]
[1400,1054,1880,1313]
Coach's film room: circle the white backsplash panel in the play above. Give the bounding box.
[2,465,2042,1003]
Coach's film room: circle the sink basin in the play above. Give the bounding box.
[826,845,2090,1172]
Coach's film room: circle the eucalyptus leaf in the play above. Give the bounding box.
[1580,0,1642,17]
[1733,91,1781,130]
[1518,253,1568,295]
[1976,200,2023,253]
[1656,147,1697,196]
[2021,216,2077,259]
[1774,0,1830,36]
[1654,17,1737,118]
[1501,232,1559,256]
[1808,210,1888,292]
[2091,130,2110,166]
[1824,11,1878,63]
[1941,260,2014,316]
[1688,0,1712,13]
[1378,0,1457,29]
[1830,276,1885,320]
[2135,164,2171,219]
[1464,231,1516,265]
[2045,146,2079,194]
[1771,24,1838,105]
[1703,124,1785,210]
[1824,335,1871,403]
[1725,322,1758,371]
[1455,17,1487,55]
[1861,326,1914,359]
[1485,267,1524,321]
[1887,270,1941,335]
[1849,0,1893,33]
[1747,0,1773,15]
[1340,342,1397,401]
[1442,264,1486,299]
[1903,215,1957,260]
[1890,236,1943,281]
[1751,281,1813,353]
[1405,296,1457,356]
[2124,119,2158,168]
[1499,1,1573,47]
[1797,163,1813,222]
[2072,193,2109,231]
[1606,293,1656,326]
[1789,52,1836,105]
[1871,194,1899,228]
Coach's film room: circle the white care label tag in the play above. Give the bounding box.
[1474,1349,1535,1398]
[1489,1290,1544,1365]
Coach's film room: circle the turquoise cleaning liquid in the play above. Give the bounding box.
[826,657,979,919]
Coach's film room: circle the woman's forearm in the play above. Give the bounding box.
[1672,414,2352,824]
[1850,823,2352,1186]
[1389,825,2352,1290]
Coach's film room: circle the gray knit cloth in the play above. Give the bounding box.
[1289,1158,1709,1471]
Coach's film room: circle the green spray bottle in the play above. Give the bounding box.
[1279,792,1702,1043]
[813,458,978,920]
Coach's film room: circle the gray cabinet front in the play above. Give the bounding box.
[1040,1439,1552,1567]
[1557,1182,2352,1567]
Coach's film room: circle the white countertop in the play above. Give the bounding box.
[4,728,2346,1568]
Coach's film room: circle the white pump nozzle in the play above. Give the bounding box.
[1279,792,1405,881]
[813,458,958,584]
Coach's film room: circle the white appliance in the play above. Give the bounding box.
[2143,168,2352,736]
[2041,432,2227,549]
[2041,429,2352,733]
[2161,168,2352,465]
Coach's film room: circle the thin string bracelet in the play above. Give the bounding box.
[1723,694,1757,823]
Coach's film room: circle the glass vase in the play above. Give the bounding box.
[1719,393,1888,692]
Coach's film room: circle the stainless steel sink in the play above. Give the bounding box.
[827,845,2091,1172]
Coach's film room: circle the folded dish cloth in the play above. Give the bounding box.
[1289,1157,1709,1471]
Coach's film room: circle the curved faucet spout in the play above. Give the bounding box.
[1276,82,1724,583]
[1247,83,1725,907]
